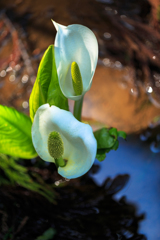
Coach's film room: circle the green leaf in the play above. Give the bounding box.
[94,127,126,161]
[29,45,69,122]
[36,228,56,240]
[94,128,115,149]
[109,128,118,138]
[118,131,127,139]
[111,140,119,150]
[96,148,107,161]
[0,105,37,159]
[96,152,106,161]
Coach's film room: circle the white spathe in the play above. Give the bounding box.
[32,104,97,179]
[53,20,98,100]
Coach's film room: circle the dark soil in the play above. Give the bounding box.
[0,164,146,240]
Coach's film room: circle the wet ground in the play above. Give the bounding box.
[0,0,160,239]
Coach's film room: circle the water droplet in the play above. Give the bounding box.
[92,207,99,214]
[104,32,111,39]
[152,56,156,59]
[120,15,127,18]
[150,142,160,153]
[123,230,134,238]
[105,7,112,11]
[123,22,134,30]
[130,87,138,96]
[55,181,60,186]
[15,64,21,71]
[0,70,6,77]
[22,101,28,108]
[146,86,153,93]
[115,61,122,68]
[9,75,15,82]
[21,75,29,83]
[140,131,151,141]
[6,66,12,72]
[103,58,111,66]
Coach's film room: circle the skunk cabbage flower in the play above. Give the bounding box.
[53,21,98,100]
[31,104,97,179]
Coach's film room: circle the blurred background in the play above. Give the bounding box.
[0,0,160,239]
[0,0,160,134]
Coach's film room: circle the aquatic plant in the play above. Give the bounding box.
[0,21,126,180]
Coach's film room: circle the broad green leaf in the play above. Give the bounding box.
[118,131,127,139]
[29,45,69,122]
[0,105,37,159]
[47,46,69,110]
[94,128,115,149]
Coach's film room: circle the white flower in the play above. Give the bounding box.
[31,104,97,179]
[53,21,98,100]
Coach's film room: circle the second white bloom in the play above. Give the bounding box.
[31,104,97,179]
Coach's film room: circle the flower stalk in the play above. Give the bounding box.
[73,97,84,122]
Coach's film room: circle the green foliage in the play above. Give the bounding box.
[94,127,126,162]
[36,228,56,240]
[0,105,37,159]
[117,131,127,139]
[29,45,69,122]
[0,154,56,203]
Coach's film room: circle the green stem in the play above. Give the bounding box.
[73,96,84,122]
[55,157,66,168]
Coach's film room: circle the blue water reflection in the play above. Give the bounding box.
[90,135,160,240]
